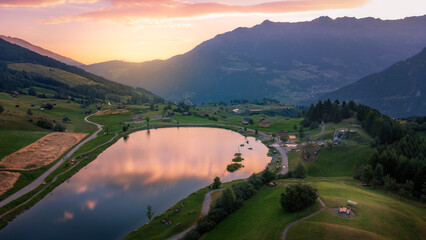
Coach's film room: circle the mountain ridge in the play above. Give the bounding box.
[319,47,426,117]
[81,15,426,104]
[0,35,83,67]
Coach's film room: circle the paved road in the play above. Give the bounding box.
[167,189,222,240]
[281,196,326,240]
[0,114,102,208]
[269,141,289,175]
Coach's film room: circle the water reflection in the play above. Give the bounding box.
[64,127,269,194]
[0,127,269,240]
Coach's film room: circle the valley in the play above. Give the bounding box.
[0,4,425,240]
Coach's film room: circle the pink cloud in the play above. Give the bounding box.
[0,0,97,7]
[43,0,370,24]
[56,211,74,222]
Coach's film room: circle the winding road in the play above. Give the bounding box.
[167,189,222,240]
[0,114,102,208]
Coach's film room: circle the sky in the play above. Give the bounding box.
[0,0,425,64]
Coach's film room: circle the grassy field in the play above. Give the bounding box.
[0,130,48,160]
[201,184,321,240]
[288,144,374,177]
[287,179,426,240]
[8,63,99,87]
[124,187,210,240]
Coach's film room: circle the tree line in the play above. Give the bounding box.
[308,99,425,200]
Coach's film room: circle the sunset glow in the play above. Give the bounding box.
[1,0,425,64]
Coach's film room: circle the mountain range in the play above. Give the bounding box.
[81,15,426,105]
[320,47,426,117]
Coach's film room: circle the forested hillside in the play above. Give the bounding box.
[0,39,163,104]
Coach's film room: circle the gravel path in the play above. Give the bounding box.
[281,196,326,240]
[167,189,222,240]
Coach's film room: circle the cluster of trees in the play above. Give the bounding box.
[339,103,426,200]
[280,184,317,212]
[278,163,306,179]
[183,169,276,240]
[302,99,355,128]
[404,116,426,134]
[230,98,280,105]
[36,118,66,132]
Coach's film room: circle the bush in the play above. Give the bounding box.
[36,118,53,129]
[62,116,71,122]
[383,175,398,191]
[261,168,276,182]
[212,176,221,189]
[0,104,3,114]
[226,163,243,172]
[45,103,53,109]
[280,184,317,212]
[232,182,256,200]
[215,188,236,213]
[28,87,37,96]
[207,208,227,223]
[183,229,200,240]
[195,218,216,234]
[248,173,265,189]
[54,124,66,132]
[27,109,33,115]
[293,164,306,178]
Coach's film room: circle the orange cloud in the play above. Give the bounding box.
[56,211,74,222]
[0,0,97,7]
[43,0,370,24]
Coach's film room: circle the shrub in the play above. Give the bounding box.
[54,124,66,132]
[195,218,216,234]
[248,173,265,189]
[261,168,276,182]
[212,176,221,189]
[207,208,227,223]
[280,184,317,212]
[183,229,200,240]
[293,163,306,178]
[215,188,236,213]
[36,118,53,129]
[226,163,243,172]
[232,182,256,200]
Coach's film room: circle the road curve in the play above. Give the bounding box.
[281,196,326,240]
[167,189,222,240]
[0,114,102,208]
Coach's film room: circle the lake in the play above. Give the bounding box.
[0,127,270,240]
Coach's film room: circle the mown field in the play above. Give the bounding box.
[288,144,375,177]
[287,179,426,240]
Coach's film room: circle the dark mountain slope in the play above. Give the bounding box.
[0,35,83,67]
[320,48,426,117]
[83,15,426,104]
[0,38,161,102]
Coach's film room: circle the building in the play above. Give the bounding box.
[288,134,297,143]
[162,117,171,122]
[132,115,142,123]
[259,119,271,128]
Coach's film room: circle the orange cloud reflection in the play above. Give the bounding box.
[64,128,270,192]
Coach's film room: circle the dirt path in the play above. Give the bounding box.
[0,114,102,208]
[281,196,326,240]
[167,189,221,240]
